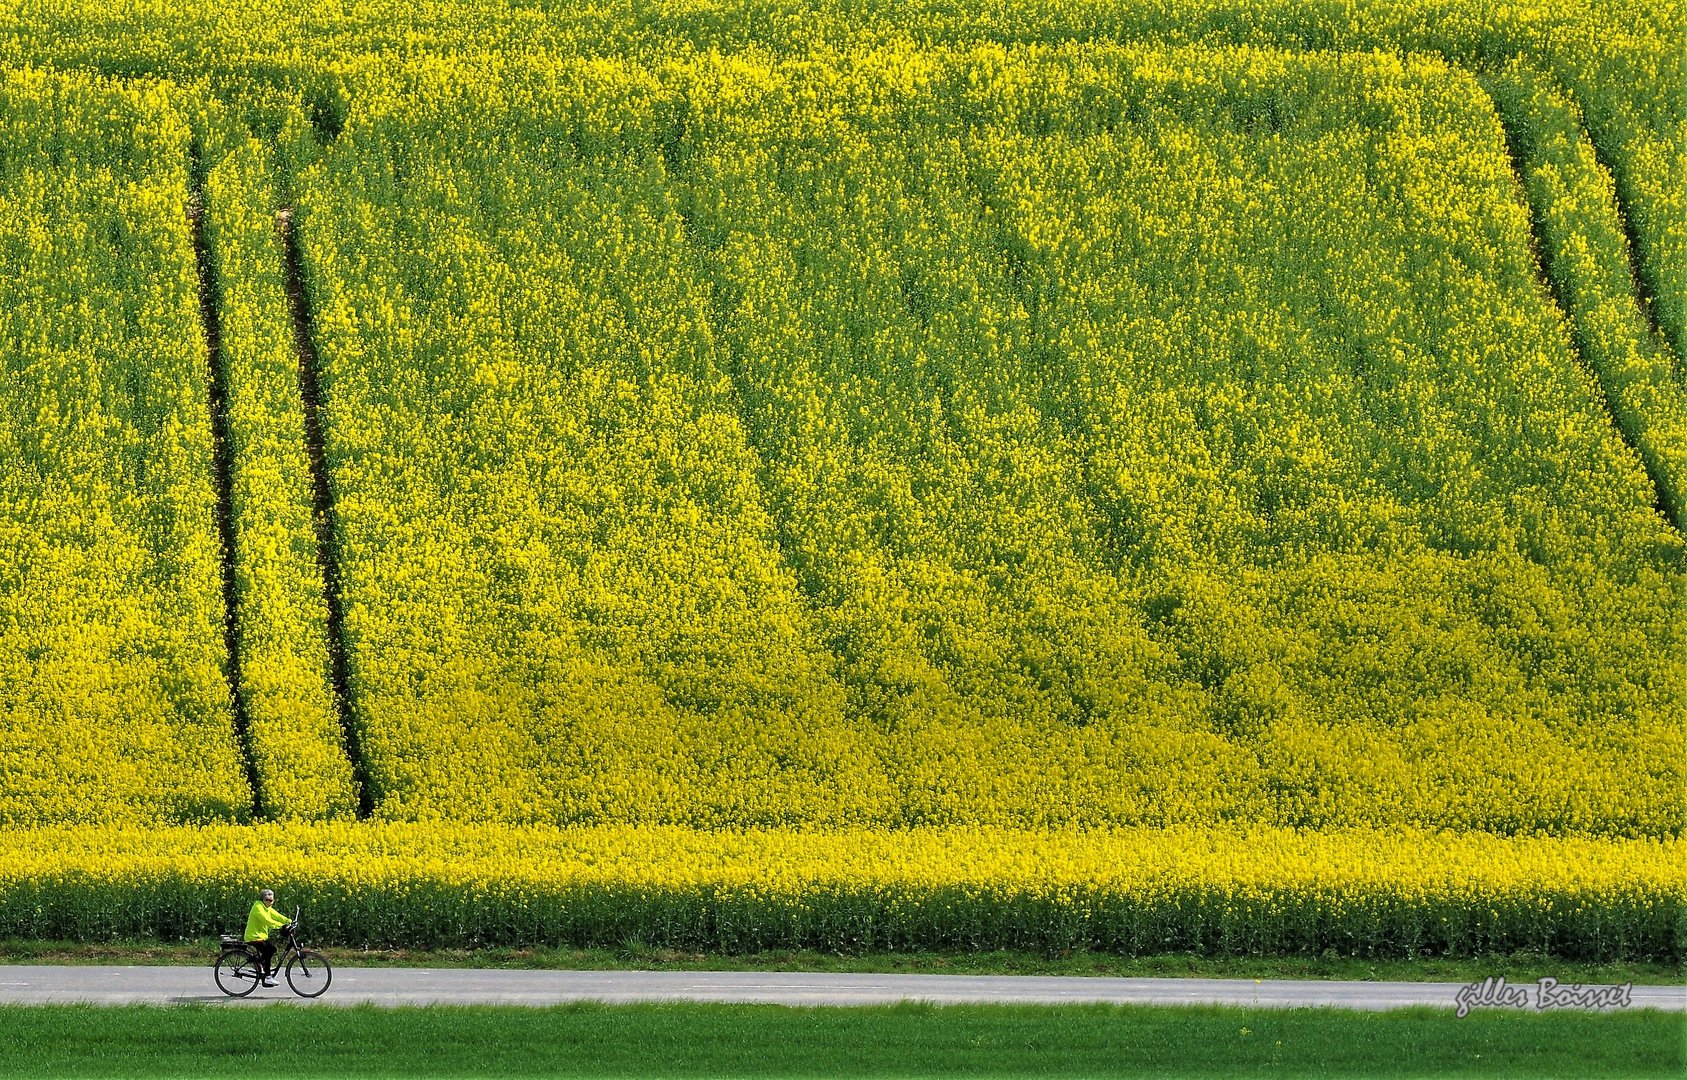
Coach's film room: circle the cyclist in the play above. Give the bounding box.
[244,888,292,988]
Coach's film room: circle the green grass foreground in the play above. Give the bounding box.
[0,1002,1679,1079]
[2,940,1681,986]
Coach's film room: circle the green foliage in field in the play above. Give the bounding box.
[0,70,249,824]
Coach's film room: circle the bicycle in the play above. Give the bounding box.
[214,907,333,998]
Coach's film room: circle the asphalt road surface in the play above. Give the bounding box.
[0,966,1680,1011]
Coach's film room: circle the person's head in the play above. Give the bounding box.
[260,888,275,904]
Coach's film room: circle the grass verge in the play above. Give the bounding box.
[2,939,1681,985]
[0,1002,1678,1079]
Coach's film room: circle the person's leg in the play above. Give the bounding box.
[255,940,276,979]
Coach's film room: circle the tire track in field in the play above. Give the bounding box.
[1481,64,1684,377]
[276,204,375,818]
[187,143,264,820]
[1483,84,1684,535]
[1570,106,1676,358]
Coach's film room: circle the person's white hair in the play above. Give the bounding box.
[260,888,274,899]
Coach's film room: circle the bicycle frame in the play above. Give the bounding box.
[256,927,306,974]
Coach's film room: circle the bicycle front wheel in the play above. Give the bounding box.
[214,950,261,998]
[285,950,332,998]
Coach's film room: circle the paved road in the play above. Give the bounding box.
[0,966,1679,1012]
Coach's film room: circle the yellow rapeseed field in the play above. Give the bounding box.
[0,1,1679,957]
[294,44,1682,835]
[0,823,1678,957]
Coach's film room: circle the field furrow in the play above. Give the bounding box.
[193,100,365,820]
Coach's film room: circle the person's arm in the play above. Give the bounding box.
[263,905,291,931]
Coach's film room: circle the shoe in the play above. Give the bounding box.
[261,978,278,988]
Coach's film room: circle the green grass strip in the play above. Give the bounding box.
[2,939,1681,987]
[0,1002,1679,1079]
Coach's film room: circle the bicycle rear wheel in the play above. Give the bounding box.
[214,949,261,997]
[285,949,332,998]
